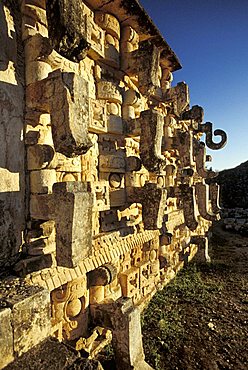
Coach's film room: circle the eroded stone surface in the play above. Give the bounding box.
[0,277,51,358]
[0,0,227,367]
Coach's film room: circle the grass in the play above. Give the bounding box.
[141,263,223,370]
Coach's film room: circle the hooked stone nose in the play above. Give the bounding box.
[199,122,227,150]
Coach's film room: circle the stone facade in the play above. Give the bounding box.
[0,1,227,368]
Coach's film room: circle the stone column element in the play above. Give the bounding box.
[191,236,211,263]
[95,298,154,370]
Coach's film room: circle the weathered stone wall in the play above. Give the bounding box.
[0,1,227,369]
[0,0,25,273]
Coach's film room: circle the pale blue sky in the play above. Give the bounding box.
[140,0,248,171]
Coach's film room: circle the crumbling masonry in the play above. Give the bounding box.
[0,1,227,369]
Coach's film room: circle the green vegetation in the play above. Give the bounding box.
[142,263,223,370]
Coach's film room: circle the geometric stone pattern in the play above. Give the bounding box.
[0,0,227,367]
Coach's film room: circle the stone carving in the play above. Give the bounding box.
[195,182,220,221]
[121,38,160,97]
[179,185,198,231]
[30,182,93,268]
[165,82,190,116]
[46,0,91,61]
[194,140,216,179]
[27,69,92,157]
[51,276,88,340]
[198,122,227,150]
[95,12,120,68]
[0,1,228,368]
[139,109,167,172]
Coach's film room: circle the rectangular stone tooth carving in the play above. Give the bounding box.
[30,182,93,268]
[26,70,92,157]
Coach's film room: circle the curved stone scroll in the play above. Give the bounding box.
[195,182,219,221]
[179,185,198,231]
[199,122,227,150]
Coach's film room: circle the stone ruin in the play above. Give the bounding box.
[0,1,227,369]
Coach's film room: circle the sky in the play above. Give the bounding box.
[140,0,248,171]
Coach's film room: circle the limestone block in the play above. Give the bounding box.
[119,267,140,298]
[89,99,108,134]
[95,12,120,40]
[97,80,122,104]
[46,0,91,61]
[139,109,166,173]
[26,70,92,157]
[51,276,89,340]
[88,22,105,60]
[30,169,57,193]
[95,12,120,68]
[0,279,51,357]
[165,82,190,116]
[11,288,51,357]
[123,39,160,97]
[97,298,153,370]
[179,184,198,231]
[30,182,93,267]
[99,154,126,173]
[142,183,167,230]
[0,308,14,369]
[195,182,219,221]
[21,0,48,40]
[89,181,110,211]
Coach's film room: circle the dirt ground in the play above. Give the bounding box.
[142,222,248,370]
